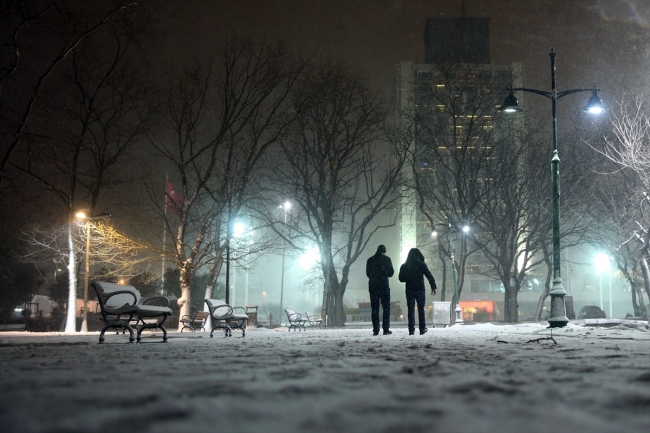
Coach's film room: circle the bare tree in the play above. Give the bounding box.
[148,38,304,326]
[23,219,154,283]
[263,61,408,327]
[585,96,650,313]
[0,0,145,188]
[9,21,151,332]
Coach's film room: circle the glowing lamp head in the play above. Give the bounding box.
[583,90,606,115]
[499,89,524,113]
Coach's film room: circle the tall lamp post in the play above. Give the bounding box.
[499,49,606,328]
[431,220,469,324]
[75,211,111,332]
[279,201,291,322]
[233,222,254,307]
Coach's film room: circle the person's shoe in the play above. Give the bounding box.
[373,331,379,336]
[420,327,428,335]
[383,330,392,335]
[409,330,415,335]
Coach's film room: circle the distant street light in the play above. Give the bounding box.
[75,211,111,333]
[500,49,606,328]
[594,253,612,317]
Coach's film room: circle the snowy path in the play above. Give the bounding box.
[1,323,649,433]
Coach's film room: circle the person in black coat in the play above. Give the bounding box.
[366,245,394,336]
[399,248,437,335]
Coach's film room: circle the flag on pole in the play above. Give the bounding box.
[165,179,183,216]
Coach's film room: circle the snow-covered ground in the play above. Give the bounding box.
[1,322,649,433]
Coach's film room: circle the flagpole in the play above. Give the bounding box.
[161,174,167,295]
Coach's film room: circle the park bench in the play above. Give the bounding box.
[92,281,172,343]
[285,309,307,331]
[205,299,248,337]
[180,311,209,332]
[305,312,323,329]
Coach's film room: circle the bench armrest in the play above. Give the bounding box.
[139,295,171,307]
[232,306,246,314]
[102,290,138,307]
[208,303,233,315]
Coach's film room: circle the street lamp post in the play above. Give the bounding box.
[431,220,469,324]
[279,201,291,323]
[233,222,254,307]
[75,211,111,333]
[499,49,606,328]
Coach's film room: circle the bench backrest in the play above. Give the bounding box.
[194,311,209,321]
[285,309,300,320]
[92,281,142,309]
[205,299,231,318]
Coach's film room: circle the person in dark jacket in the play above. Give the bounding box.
[399,248,437,335]
[366,245,394,336]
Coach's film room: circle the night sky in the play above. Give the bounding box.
[143,0,650,304]
[152,0,650,106]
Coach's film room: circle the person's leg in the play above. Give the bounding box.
[370,290,380,335]
[406,293,416,334]
[416,291,427,334]
[380,289,391,334]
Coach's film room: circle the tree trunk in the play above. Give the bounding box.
[534,244,553,321]
[64,222,78,333]
[631,279,640,317]
[438,243,447,302]
[333,289,345,327]
[177,266,192,331]
[203,255,223,301]
[635,284,648,320]
[639,257,650,304]
[503,286,519,323]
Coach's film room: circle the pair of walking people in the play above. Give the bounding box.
[366,246,437,336]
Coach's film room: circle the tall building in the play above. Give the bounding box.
[397,16,524,262]
[397,17,529,321]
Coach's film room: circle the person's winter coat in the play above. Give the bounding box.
[398,248,436,293]
[366,247,394,292]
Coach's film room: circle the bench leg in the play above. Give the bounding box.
[99,324,135,343]
[136,319,168,343]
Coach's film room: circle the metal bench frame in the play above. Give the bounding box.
[305,312,323,329]
[92,281,172,343]
[180,311,209,332]
[205,299,247,337]
[285,309,307,332]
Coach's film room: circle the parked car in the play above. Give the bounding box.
[577,305,606,319]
